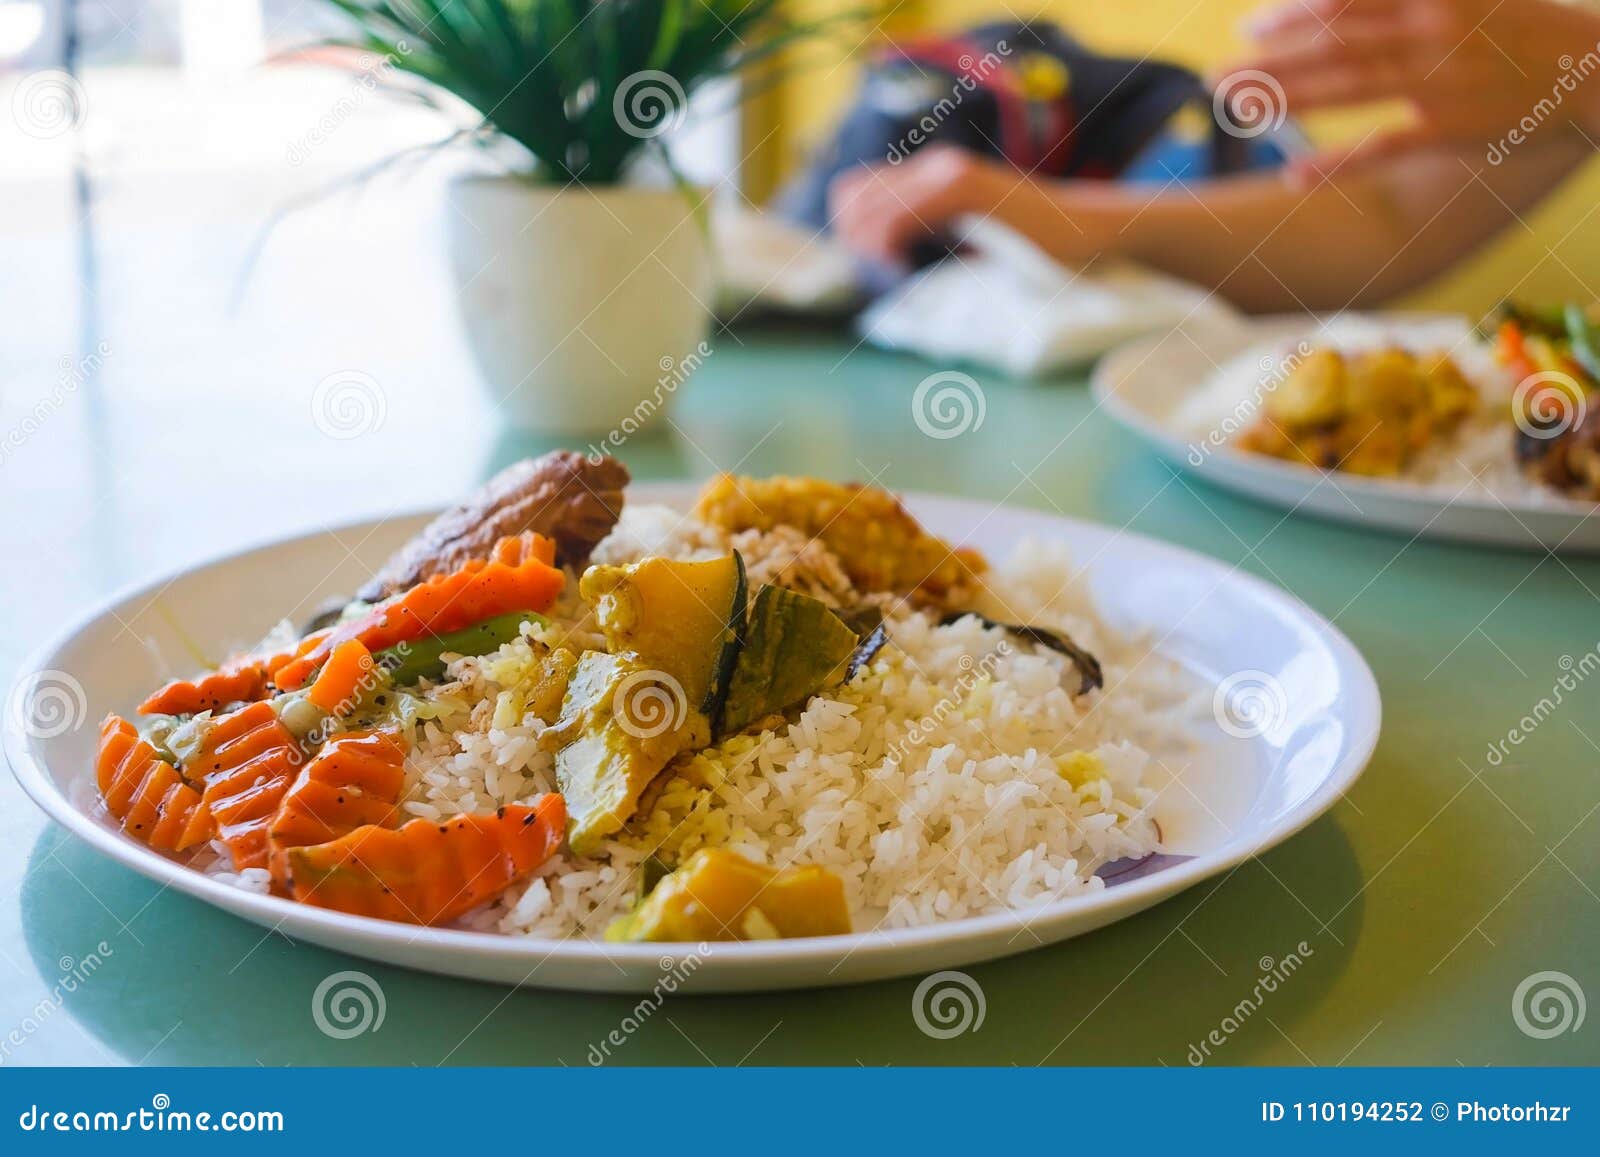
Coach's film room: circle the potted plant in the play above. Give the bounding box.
[322,0,820,434]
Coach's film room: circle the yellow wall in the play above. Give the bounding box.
[923,0,1259,68]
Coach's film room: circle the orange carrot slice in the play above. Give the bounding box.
[194,700,303,871]
[139,625,337,717]
[138,657,270,717]
[492,531,557,568]
[284,795,566,925]
[267,729,408,887]
[96,715,214,851]
[305,639,376,715]
[273,534,563,691]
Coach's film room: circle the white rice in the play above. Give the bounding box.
[387,509,1203,940]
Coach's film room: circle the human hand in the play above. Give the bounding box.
[1220,0,1600,180]
[826,145,1016,266]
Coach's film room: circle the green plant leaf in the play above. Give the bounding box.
[313,0,857,185]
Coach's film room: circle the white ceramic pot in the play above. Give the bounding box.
[447,177,712,434]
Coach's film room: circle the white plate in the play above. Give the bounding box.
[5,485,1380,993]
[1092,314,1600,552]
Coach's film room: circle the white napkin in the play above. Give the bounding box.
[858,215,1245,378]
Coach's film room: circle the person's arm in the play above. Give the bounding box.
[828,134,1592,312]
[995,136,1592,310]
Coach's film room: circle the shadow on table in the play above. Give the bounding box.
[23,815,1365,1067]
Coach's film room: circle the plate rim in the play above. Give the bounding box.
[4,484,1382,971]
[1091,311,1600,522]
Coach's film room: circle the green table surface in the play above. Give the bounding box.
[2,168,1597,1065]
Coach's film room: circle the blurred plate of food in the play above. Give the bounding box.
[1092,307,1600,551]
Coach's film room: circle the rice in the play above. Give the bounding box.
[390,507,1203,941]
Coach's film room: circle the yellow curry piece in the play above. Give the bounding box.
[605,848,852,942]
[693,474,985,605]
[1237,347,1479,477]
[549,554,744,854]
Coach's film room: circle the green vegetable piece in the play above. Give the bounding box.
[1563,303,1600,383]
[719,584,859,737]
[639,854,673,899]
[704,551,747,722]
[375,610,542,685]
[1499,300,1569,338]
